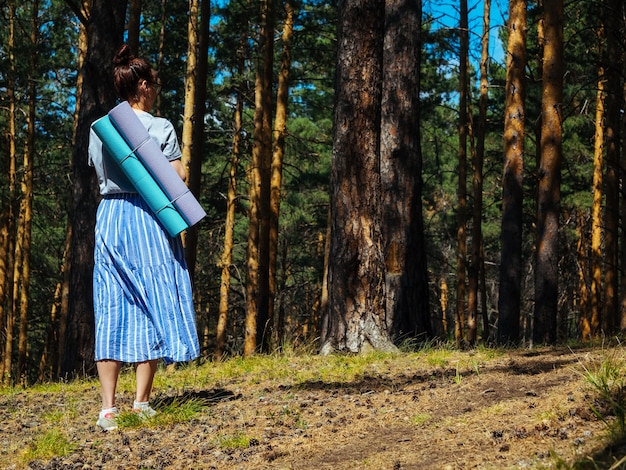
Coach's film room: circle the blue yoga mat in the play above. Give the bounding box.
[91,115,189,237]
[108,101,206,227]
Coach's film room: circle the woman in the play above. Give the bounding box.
[89,44,200,431]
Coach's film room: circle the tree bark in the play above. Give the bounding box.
[0,1,18,384]
[577,210,591,339]
[589,65,605,339]
[16,0,39,383]
[467,0,490,345]
[602,0,621,334]
[270,0,295,348]
[497,0,527,345]
[127,0,142,55]
[245,0,274,356]
[61,0,127,377]
[455,0,469,348]
[380,0,430,341]
[320,0,395,355]
[534,0,563,345]
[216,24,247,359]
[184,0,210,281]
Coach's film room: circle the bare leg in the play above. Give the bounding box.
[134,359,158,403]
[97,360,122,409]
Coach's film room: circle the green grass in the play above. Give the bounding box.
[579,347,626,438]
[214,431,255,450]
[20,428,75,463]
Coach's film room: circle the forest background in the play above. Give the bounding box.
[0,0,625,385]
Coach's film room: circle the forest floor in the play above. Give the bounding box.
[2,344,626,470]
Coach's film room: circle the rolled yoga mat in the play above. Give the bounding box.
[108,101,206,227]
[91,115,189,237]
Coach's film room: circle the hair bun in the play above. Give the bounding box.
[113,44,134,66]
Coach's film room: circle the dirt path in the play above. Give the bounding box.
[2,346,624,469]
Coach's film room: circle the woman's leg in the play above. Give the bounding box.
[134,359,158,403]
[97,360,122,409]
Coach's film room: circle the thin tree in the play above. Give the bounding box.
[61,0,127,377]
[497,0,527,344]
[577,210,591,339]
[270,0,295,347]
[602,0,621,334]
[467,0,490,345]
[16,0,39,383]
[534,0,563,344]
[380,0,430,340]
[181,0,198,200]
[320,0,396,354]
[155,0,167,115]
[216,14,248,360]
[621,17,626,332]
[244,0,274,356]
[588,64,605,339]
[455,0,469,347]
[1,1,18,383]
[184,0,210,280]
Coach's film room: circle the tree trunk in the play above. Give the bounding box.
[497,0,526,345]
[602,0,621,334]
[56,9,87,378]
[621,48,626,332]
[127,0,141,55]
[534,0,563,345]
[269,0,295,348]
[156,0,167,115]
[589,65,605,339]
[0,1,18,384]
[181,0,198,201]
[577,210,591,339]
[319,0,395,355]
[184,0,210,281]
[216,25,246,359]
[467,0,490,345]
[245,0,274,356]
[455,0,469,348]
[16,0,39,383]
[61,0,127,377]
[380,0,429,341]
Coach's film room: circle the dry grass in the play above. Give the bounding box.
[2,344,626,469]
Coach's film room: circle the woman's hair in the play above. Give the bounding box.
[112,44,156,102]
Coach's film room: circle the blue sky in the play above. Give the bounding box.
[425,0,508,64]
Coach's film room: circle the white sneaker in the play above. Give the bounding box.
[96,410,118,431]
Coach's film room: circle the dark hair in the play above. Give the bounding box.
[112,44,156,101]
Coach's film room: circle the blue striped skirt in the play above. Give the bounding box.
[93,194,200,363]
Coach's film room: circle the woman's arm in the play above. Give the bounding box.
[170,158,187,182]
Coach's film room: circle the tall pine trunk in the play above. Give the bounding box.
[245,0,274,356]
[602,0,621,334]
[497,0,527,344]
[534,0,563,345]
[216,23,247,360]
[588,66,605,339]
[270,0,295,347]
[320,0,395,354]
[0,1,18,383]
[467,0,490,344]
[455,0,469,347]
[16,0,39,383]
[62,0,127,377]
[380,0,429,340]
